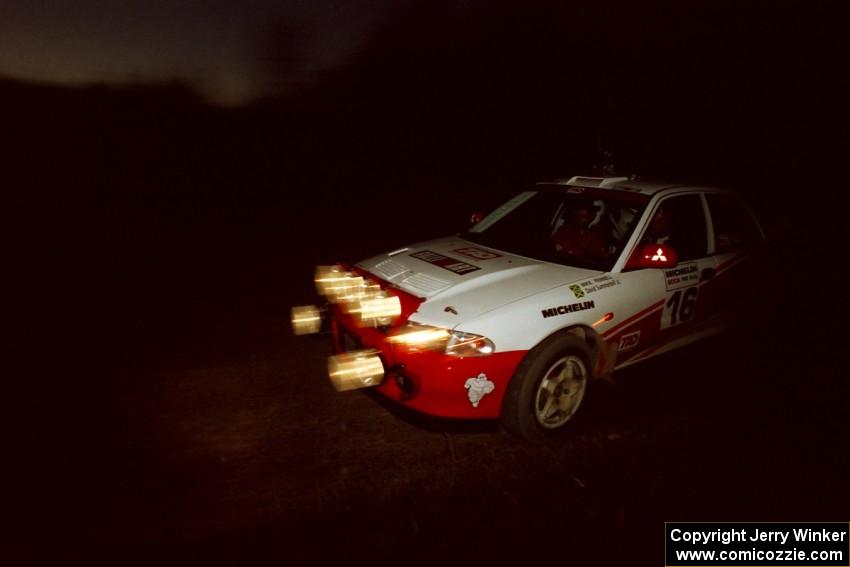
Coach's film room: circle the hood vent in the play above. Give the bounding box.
[372,259,409,280]
[399,272,451,295]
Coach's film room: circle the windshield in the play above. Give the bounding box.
[462,184,650,271]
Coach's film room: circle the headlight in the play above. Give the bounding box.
[327,349,385,391]
[388,324,494,356]
[356,295,402,325]
[314,264,401,327]
[291,305,322,335]
[387,324,450,350]
[314,264,349,297]
[445,330,495,357]
[315,265,366,302]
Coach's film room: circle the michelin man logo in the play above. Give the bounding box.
[464,373,495,407]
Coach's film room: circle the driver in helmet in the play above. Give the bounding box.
[553,198,607,259]
[641,206,671,245]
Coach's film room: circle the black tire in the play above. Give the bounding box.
[501,332,592,442]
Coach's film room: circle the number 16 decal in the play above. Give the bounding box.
[662,287,699,329]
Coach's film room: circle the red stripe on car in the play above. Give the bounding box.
[602,299,665,339]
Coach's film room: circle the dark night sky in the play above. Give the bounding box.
[2,1,842,107]
[0,0,410,104]
[1,0,844,192]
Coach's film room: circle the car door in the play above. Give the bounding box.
[610,193,716,366]
[654,194,717,336]
[699,192,767,326]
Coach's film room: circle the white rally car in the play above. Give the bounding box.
[292,176,766,440]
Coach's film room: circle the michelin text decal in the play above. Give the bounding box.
[665,262,699,291]
[542,300,595,319]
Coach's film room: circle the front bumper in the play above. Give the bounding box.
[295,265,528,419]
[330,306,527,420]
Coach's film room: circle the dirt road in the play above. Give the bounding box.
[9,204,847,565]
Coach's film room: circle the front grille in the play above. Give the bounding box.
[338,325,363,352]
[392,367,417,399]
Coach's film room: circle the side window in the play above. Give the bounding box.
[641,195,708,261]
[706,194,763,254]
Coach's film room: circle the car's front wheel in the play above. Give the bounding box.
[501,333,591,442]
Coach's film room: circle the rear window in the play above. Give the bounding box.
[706,194,764,254]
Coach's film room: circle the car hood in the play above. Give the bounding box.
[357,236,601,327]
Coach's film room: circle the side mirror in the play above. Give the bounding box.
[625,243,680,270]
[469,211,485,226]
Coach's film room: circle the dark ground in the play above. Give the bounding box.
[7,188,848,566]
[3,33,848,560]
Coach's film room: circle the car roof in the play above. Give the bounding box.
[542,175,729,197]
